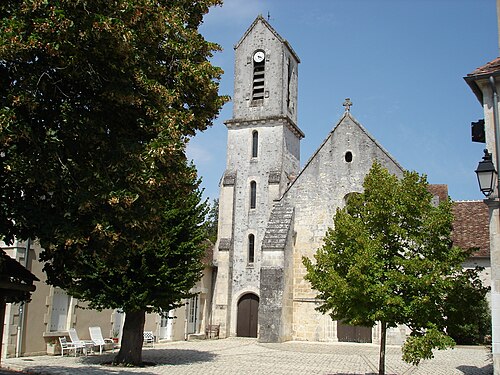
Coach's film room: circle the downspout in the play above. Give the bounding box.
[16,238,30,357]
[489,76,500,197]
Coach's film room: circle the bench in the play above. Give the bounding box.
[205,324,220,339]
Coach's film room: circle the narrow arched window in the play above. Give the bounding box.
[252,131,258,157]
[248,234,255,264]
[250,181,256,209]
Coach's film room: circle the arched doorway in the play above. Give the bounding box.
[237,293,259,337]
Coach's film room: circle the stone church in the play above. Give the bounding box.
[211,15,409,344]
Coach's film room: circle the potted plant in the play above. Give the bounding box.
[45,337,59,356]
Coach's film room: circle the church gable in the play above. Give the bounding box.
[280,111,405,300]
[285,111,404,209]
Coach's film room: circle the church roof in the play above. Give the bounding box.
[261,202,294,250]
[464,56,500,103]
[234,15,300,63]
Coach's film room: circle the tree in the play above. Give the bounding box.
[0,0,227,365]
[303,162,486,374]
[206,198,219,244]
[43,163,208,366]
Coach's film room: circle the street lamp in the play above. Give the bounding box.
[475,149,496,197]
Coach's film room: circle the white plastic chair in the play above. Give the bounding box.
[89,326,115,354]
[68,328,93,355]
[58,336,80,357]
[143,331,155,347]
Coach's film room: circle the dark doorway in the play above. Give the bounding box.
[337,321,372,343]
[237,293,259,337]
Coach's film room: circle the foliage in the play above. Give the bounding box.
[206,198,219,244]
[0,0,227,366]
[402,325,455,366]
[444,268,490,345]
[41,165,208,314]
[303,162,486,373]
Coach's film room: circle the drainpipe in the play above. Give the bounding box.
[16,238,30,357]
[489,76,500,196]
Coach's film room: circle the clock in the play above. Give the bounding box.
[253,51,265,63]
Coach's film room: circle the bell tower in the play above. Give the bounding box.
[212,15,304,338]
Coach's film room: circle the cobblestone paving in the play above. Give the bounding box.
[1,338,493,375]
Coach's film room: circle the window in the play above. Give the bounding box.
[50,288,70,332]
[287,57,292,108]
[345,151,353,163]
[252,131,258,157]
[252,54,265,101]
[248,234,255,264]
[250,181,256,209]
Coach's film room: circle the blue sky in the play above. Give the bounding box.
[187,0,498,202]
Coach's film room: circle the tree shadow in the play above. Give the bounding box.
[456,364,493,374]
[13,349,217,375]
[19,365,157,375]
[81,348,217,366]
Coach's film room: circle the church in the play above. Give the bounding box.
[210,15,414,344]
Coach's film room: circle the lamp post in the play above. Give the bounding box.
[476,149,497,197]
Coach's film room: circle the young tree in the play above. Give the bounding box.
[0,0,227,365]
[303,162,486,374]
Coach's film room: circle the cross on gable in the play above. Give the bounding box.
[343,98,352,112]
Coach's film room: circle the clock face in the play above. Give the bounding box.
[253,51,265,63]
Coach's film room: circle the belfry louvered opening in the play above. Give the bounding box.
[252,59,265,101]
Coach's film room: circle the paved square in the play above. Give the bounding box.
[1,338,493,375]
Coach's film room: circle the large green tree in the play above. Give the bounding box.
[0,0,227,365]
[303,162,487,375]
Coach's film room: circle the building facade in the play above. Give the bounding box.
[1,238,213,358]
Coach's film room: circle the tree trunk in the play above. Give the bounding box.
[113,309,146,366]
[379,321,387,375]
[0,300,5,366]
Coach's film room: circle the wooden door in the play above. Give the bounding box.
[337,321,372,343]
[237,294,259,337]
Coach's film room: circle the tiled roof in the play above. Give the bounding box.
[425,185,489,258]
[467,57,500,78]
[464,57,500,103]
[452,201,489,258]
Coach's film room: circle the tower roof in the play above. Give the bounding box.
[234,15,300,63]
